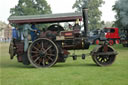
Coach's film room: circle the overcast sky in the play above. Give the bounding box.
[0,0,117,23]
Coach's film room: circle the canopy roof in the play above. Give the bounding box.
[8,12,82,24]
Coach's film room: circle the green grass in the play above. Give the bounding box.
[0,43,128,85]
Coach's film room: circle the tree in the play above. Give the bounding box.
[0,21,7,31]
[113,0,128,29]
[10,0,52,16]
[102,21,114,28]
[72,0,104,30]
[10,0,52,29]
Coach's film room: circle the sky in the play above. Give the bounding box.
[0,0,117,23]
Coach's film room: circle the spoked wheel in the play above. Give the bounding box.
[95,39,100,45]
[115,39,120,44]
[91,45,117,66]
[28,38,58,68]
[109,40,114,46]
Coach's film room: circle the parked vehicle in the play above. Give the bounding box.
[88,29,101,44]
[8,8,118,68]
[104,27,120,45]
[89,28,120,45]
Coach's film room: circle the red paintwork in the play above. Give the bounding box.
[109,40,114,46]
[104,28,120,39]
[61,31,74,37]
[65,32,73,36]
[115,39,120,44]
[96,39,99,45]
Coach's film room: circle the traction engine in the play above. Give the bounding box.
[8,8,118,68]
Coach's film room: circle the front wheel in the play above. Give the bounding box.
[28,38,58,68]
[91,45,117,66]
[109,40,114,46]
[115,39,120,44]
[95,39,100,45]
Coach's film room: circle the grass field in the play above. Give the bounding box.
[0,43,128,85]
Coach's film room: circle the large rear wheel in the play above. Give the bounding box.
[28,38,58,68]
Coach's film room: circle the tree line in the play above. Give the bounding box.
[8,0,128,30]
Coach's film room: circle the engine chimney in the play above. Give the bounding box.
[82,8,88,37]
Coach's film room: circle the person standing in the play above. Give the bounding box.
[22,24,36,65]
[23,24,36,52]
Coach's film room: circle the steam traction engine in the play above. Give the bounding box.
[8,9,118,68]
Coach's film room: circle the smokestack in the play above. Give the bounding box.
[82,8,88,37]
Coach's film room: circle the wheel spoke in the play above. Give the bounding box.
[31,54,39,58]
[37,43,41,49]
[31,51,39,54]
[47,56,54,61]
[41,41,45,51]
[104,58,107,62]
[46,54,55,56]
[33,46,39,51]
[42,41,44,47]
[44,45,52,53]
[101,59,104,63]
[34,57,40,63]
[101,58,104,61]
[38,58,43,64]
[42,58,45,66]
[99,58,102,61]
[97,56,100,59]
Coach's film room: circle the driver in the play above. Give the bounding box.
[31,24,39,41]
[73,19,81,30]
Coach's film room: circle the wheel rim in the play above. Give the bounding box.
[115,39,120,44]
[94,46,116,66]
[109,40,114,46]
[96,39,99,45]
[28,38,58,68]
